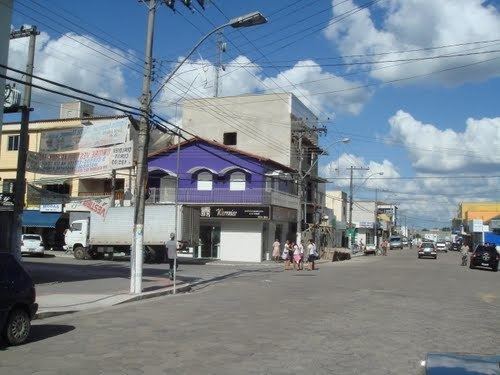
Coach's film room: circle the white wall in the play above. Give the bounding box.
[219,220,263,263]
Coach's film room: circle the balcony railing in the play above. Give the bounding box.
[146,187,299,210]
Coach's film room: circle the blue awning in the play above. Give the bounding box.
[22,210,62,228]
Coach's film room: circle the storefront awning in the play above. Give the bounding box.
[22,210,62,228]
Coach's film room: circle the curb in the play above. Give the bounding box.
[34,283,192,320]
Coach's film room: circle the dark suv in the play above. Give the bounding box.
[0,253,38,345]
[469,245,499,272]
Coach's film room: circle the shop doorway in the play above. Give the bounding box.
[199,225,221,258]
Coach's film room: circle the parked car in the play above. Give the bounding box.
[389,236,403,250]
[450,242,461,251]
[469,245,499,272]
[402,238,409,247]
[0,253,38,345]
[20,234,45,257]
[418,242,437,259]
[435,241,448,253]
[364,243,376,255]
[445,240,451,250]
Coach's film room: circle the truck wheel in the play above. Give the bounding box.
[3,308,31,346]
[73,246,86,260]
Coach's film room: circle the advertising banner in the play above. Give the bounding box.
[80,197,111,217]
[39,118,130,152]
[26,141,133,175]
[200,206,269,219]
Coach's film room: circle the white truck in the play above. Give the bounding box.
[64,205,199,263]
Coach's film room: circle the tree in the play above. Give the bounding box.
[441,227,451,232]
[421,228,429,232]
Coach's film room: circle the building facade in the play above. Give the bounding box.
[181,93,325,229]
[0,102,141,248]
[147,137,299,262]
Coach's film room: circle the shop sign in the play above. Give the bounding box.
[201,206,269,219]
[81,197,111,217]
[39,118,129,152]
[358,221,374,228]
[40,203,63,213]
[469,219,483,232]
[27,141,133,175]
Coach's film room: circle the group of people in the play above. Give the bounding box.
[272,239,319,271]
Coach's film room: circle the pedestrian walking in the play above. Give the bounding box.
[272,239,281,262]
[307,239,319,270]
[282,240,291,270]
[460,243,470,266]
[293,242,302,271]
[381,239,388,256]
[298,241,305,270]
[165,232,178,280]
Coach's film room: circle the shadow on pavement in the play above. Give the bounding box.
[0,324,75,350]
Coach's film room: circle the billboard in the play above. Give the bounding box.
[26,141,133,175]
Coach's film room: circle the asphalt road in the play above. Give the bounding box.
[1,250,498,374]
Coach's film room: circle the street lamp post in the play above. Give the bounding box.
[130,10,267,294]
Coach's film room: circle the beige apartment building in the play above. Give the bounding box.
[0,103,135,206]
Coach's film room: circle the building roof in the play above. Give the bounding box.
[149,136,296,173]
[2,114,130,126]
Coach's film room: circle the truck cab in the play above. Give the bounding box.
[64,219,89,258]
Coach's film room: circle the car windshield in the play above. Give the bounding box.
[23,235,41,240]
[390,238,401,242]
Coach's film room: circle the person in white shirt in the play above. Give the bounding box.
[307,239,318,270]
[165,233,178,280]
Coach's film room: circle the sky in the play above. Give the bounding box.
[4,0,500,228]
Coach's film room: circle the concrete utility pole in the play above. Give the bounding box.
[9,26,39,258]
[295,135,304,245]
[294,124,328,245]
[214,31,225,97]
[131,0,156,294]
[347,165,369,247]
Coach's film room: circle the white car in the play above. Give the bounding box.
[20,234,45,257]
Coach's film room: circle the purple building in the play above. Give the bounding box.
[147,137,299,262]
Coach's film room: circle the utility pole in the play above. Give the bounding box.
[295,135,303,245]
[109,169,116,208]
[9,26,39,259]
[131,0,156,294]
[214,31,225,97]
[347,165,369,248]
[293,123,327,245]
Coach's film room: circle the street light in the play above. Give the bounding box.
[151,11,267,103]
[131,10,267,294]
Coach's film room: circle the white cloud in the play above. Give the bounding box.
[155,56,372,118]
[324,0,500,85]
[7,31,137,116]
[321,152,500,226]
[388,110,500,173]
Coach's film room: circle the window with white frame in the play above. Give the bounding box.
[197,171,213,191]
[230,171,246,191]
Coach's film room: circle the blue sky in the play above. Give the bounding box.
[5,0,500,227]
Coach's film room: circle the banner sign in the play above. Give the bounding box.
[40,203,63,213]
[27,141,133,175]
[80,197,111,217]
[39,118,130,152]
[200,206,269,219]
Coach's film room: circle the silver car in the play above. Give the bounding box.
[20,234,45,257]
